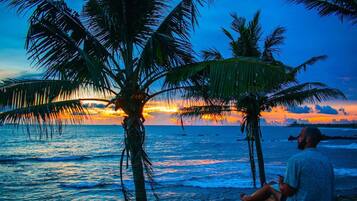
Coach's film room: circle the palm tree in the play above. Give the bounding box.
[0,0,209,200]
[0,1,294,200]
[169,11,346,187]
[288,0,357,24]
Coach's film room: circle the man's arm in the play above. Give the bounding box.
[279,179,296,197]
[281,157,300,197]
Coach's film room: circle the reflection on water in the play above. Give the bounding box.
[0,125,356,200]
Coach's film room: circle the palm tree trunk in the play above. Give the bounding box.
[247,137,257,187]
[253,118,266,186]
[123,115,147,201]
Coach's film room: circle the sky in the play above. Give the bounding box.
[0,0,356,125]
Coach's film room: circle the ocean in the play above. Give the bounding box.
[0,125,356,200]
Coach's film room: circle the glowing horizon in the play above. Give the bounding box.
[72,100,357,126]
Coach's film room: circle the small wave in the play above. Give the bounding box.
[181,178,254,188]
[0,154,121,164]
[155,159,230,167]
[334,168,357,177]
[36,156,89,162]
[60,182,120,189]
[321,143,357,150]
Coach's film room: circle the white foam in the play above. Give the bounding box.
[321,143,357,150]
[334,168,357,177]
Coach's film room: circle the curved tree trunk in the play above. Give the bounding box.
[253,118,266,186]
[123,115,148,201]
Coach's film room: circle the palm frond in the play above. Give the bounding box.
[201,48,223,61]
[230,12,246,34]
[0,99,86,127]
[166,57,291,99]
[83,0,168,48]
[19,0,114,89]
[222,28,235,41]
[248,10,262,41]
[288,55,328,75]
[262,26,286,62]
[266,82,346,107]
[0,79,83,109]
[229,11,262,57]
[177,105,232,119]
[288,0,357,24]
[137,0,209,78]
[0,0,44,13]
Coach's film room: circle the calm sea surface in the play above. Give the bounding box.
[0,125,356,200]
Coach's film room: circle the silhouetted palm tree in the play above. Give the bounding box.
[169,11,346,187]
[0,0,209,200]
[0,1,294,200]
[288,0,357,24]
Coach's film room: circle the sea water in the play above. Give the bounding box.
[0,125,356,200]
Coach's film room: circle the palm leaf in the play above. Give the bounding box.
[262,26,286,62]
[288,0,357,24]
[288,55,328,76]
[0,99,86,127]
[230,12,246,34]
[266,82,346,107]
[201,48,223,61]
[248,10,262,41]
[137,0,208,78]
[229,11,262,57]
[177,105,232,119]
[0,79,82,109]
[0,0,44,13]
[166,57,291,98]
[222,28,235,41]
[14,0,115,89]
[83,0,167,48]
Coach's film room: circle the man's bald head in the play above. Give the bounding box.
[298,127,322,149]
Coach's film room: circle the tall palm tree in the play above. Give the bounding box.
[0,1,294,200]
[0,0,208,200]
[288,0,357,24]
[168,11,346,187]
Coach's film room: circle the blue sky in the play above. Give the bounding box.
[0,0,356,99]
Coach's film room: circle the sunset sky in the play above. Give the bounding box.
[0,1,356,125]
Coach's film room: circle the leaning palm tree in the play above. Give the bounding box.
[177,81,345,187]
[168,11,346,187]
[288,0,357,24]
[0,1,294,200]
[0,0,208,200]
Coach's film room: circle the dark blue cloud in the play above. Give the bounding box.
[315,105,338,115]
[287,106,311,114]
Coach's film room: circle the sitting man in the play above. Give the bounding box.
[241,127,335,201]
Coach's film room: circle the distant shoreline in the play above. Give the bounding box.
[288,123,357,128]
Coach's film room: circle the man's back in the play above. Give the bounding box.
[285,148,335,201]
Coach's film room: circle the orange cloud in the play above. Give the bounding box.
[67,100,357,125]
